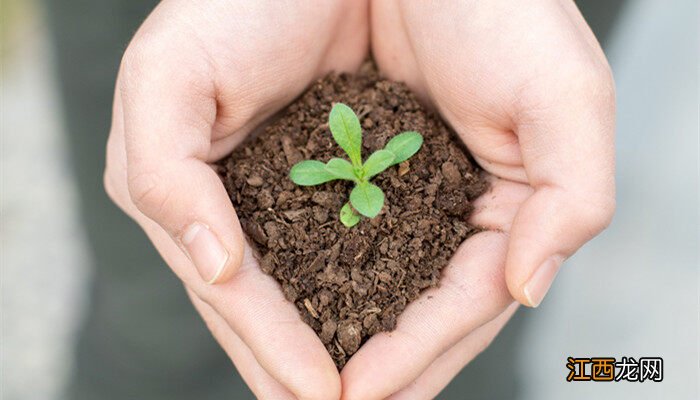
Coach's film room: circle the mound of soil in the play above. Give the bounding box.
[219,62,487,369]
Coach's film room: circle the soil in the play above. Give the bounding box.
[219,62,488,369]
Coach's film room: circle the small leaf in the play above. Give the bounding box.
[385,131,423,165]
[289,160,337,186]
[325,158,358,182]
[329,103,362,167]
[362,149,396,179]
[350,182,384,218]
[339,202,361,227]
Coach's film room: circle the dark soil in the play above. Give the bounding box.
[219,62,488,369]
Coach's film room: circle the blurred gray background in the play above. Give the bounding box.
[1,0,698,399]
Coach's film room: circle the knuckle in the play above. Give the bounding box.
[593,195,616,230]
[573,193,616,236]
[119,32,168,90]
[564,61,616,104]
[519,60,616,124]
[127,170,171,220]
[120,42,148,87]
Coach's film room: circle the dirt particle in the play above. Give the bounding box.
[304,298,320,319]
[256,190,274,209]
[282,284,298,302]
[337,321,361,354]
[242,220,267,245]
[281,136,302,166]
[313,207,329,224]
[398,161,410,177]
[259,252,277,274]
[441,161,462,185]
[362,313,378,330]
[311,191,342,209]
[318,289,333,306]
[320,320,337,344]
[246,174,264,187]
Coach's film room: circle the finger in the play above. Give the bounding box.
[119,33,244,285]
[340,231,513,400]
[187,289,296,400]
[387,303,519,400]
[107,133,340,400]
[507,65,616,307]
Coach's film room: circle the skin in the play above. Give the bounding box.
[104,0,615,399]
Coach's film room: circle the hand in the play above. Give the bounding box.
[103,1,368,398]
[340,1,616,398]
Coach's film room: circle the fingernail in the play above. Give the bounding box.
[523,256,563,307]
[181,223,229,284]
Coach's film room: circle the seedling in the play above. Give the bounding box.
[289,103,423,227]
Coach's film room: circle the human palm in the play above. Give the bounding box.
[105,1,615,399]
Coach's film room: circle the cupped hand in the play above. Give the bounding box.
[103,1,368,398]
[339,1,616,398]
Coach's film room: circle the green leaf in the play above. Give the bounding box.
[362,149,396,179]
[350,182,385,218]
[325,158,358,182]
[329,103,362,167]
[339,202,361,227]
[384,131,423,165]
[289,160,337,186]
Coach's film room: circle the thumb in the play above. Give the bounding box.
[507,69,616,307]
[119,38,244,285]
[507,186,615,307]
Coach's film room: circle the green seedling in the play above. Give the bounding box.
[289,102,423,227]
